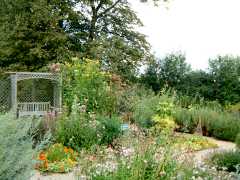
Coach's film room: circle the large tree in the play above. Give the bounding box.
[65,0,150,78]
[209,55,240,104]
[158,53,191,90]
[141,53,191,92]
[0,0,150,78]
[0,0,75,71]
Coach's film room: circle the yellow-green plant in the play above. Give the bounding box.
[151,115,176,135]
[151,99,176,135]
[62,58,116,115]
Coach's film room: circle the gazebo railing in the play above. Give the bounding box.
[17,102,51,117]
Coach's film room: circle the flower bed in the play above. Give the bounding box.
[35,143,78,173]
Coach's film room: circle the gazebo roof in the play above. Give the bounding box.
[6,72,60,82]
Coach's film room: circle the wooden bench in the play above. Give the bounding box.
[17,102,51,117]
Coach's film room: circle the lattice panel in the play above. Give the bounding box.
[17,79,54,105]
[0,76,11,112]
[16,72,60,82]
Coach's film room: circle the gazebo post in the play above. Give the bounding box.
[59,73,62,111]
[10,74,17,115]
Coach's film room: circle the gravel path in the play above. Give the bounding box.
[192,137,236,165]
[30,171,76,180]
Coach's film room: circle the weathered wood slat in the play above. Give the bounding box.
[17,102,50,117]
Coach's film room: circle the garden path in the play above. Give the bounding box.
[31,171,75,180]
[192,137,236,165]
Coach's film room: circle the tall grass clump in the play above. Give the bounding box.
[173,106,240,141]
[0,113,34,180]
[236,133,240,149]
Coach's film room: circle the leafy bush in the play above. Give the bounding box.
[0,113,34,180]
[210,150,240,172]
[97,116,121,146]
[56,97,122,150]
[236,133,240,149]
[55,99,98,150]
[227,102,240,113]
[35,143,78,173]
[174,107,198,133]
[156,101,175,118]
[55,112,99,151]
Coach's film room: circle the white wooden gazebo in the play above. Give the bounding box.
[8,72,62,117]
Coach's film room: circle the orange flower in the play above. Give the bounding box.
[38,152,46,161]
[64,147,69,153]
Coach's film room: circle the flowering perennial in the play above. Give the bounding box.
[35,143,78,173]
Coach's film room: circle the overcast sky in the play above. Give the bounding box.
[130,0,240,70]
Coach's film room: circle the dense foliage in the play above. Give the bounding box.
[0,0,72,71]
[142,54,240,105]
[0,0,149,78]
[173,106,240,141]
[56,96,121,151]
[62,58,116,115]
[1,0,240,178]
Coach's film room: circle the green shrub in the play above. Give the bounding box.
[56,98,122,150]
[0,113,34,180]
[236,133,240,149]
[227,102,240,113]
[151,115,176,135]
[116,84,155,115]
[173,107,198,133]
[173,106,240,141]
[97,115,121,145]
[210,150,240,172]
[55,113,98,151]
[156,101,175,118]
[133,95,160,128]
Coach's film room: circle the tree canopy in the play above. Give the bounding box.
[141,54,240,105]
[0,0,74,71]
[0,0,150,78]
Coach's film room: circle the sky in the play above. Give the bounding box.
[130,0,240,70]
